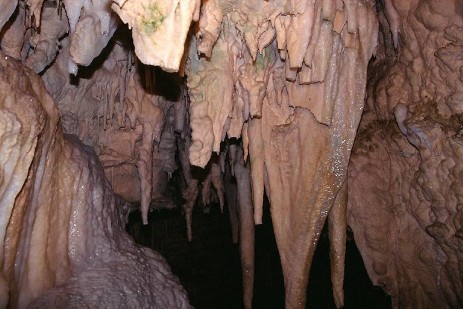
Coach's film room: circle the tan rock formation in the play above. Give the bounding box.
[186,1,377,307]
[348,0,463,307]
[0,53,189,308]
[112,0,201,72]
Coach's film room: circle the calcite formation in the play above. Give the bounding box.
[348,0,463,307]
[0,54,189,308]
[112,0,201,72]
[186,1,378,307]
[1,0,462,308]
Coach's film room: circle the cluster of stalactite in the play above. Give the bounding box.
[0,0,382,308]
[185,1,378,308]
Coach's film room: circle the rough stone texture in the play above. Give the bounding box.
[0,53,190,308]
[40,32,183,224]
[348,0,463,307]
[1,1,379,308]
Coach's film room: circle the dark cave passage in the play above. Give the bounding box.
[126,202,391,309]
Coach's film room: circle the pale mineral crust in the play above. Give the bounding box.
[0,54,190,308]
[112,0,201,72]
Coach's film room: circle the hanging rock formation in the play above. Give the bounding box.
[185,1,378,307]
[0,0,379,308]
[112,0,201,72]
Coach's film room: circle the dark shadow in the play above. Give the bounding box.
[126,196,391,309]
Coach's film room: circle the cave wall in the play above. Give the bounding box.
[0,54,189,308]
[348,0,463,307]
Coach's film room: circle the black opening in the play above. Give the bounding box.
[126,200,391,309]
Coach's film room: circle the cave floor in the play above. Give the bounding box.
[126,203,391,309]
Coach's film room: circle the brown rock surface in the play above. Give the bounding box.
[186,2,377,307]
[348,0,463,307]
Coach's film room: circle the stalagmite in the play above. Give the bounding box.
[0,53,190,308]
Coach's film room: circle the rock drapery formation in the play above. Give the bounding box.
[0,54,189,308]
[348,0,463,307]
[185,1,378,307]
[0,0,462,308]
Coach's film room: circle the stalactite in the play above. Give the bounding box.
[112,0,201,72]
[185,1,378,308]
[233,145,255,309]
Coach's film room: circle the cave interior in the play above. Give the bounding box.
[0,0,462,308]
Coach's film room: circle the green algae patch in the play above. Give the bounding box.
[141,3,165,35]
